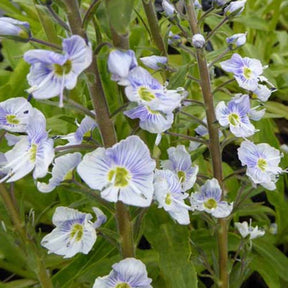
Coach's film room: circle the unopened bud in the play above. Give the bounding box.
[226,33,247,48]
[224,0,247,17]
[192,34,205,48]
[0,17,30,42]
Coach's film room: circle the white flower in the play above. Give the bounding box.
[37,152,82,193]
[190,179,233,218]
[235,220,265,240]
[161,145,198,191]
[0,97,33,133]
[237,140,283,190]
[77,136,156,207]
[154,169,190,225]
[93,258,152,288]
[41,206,105,258]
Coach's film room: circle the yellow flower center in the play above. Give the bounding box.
[138,87,156,102]
[70,223,84,242]
[107,167,131,187]
[204,198,217,210]
[18,29,29,39]
[115,283,131,288]
[257,158,267,171]
[165,193,172,205]
[243,67,252,79]
[6,114,20,125]
[29,144,38,162]
[54,59,72,75]
[228,113,240,126]
[63,169,73,181]
[177,170,186,183]
[146,106,160,115]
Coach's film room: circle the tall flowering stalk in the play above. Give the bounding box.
[184,0,227,286]
[61,0,135,259]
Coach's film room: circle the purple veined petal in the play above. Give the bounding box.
[33,138,54,179]
[124,105,174,134]
[0,97,33,133]
[24,50,67,65]
[140,55,167,70]
[252,84,272,102]
[77,147,111,190]
[216,101,230,127]
[93,258,152,288]
[127,66,162,90]
[92,207,107,229]
[0,17,30,40]
[41,207,96,258]
[201,178,222,202]
[211,201,233,218]
[0,137,34,183]
[108,49,138,84]
[62,35,92,75]
[37,152,82,193]
[154,169,190,224]
[220,53,245,73]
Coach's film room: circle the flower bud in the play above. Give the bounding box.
[162,0,175,17]
[0,17,30,42]
[226,33,247,48]
[192,33,205,48]
[140,55,167,70]
[212,0,227,7]
[224,0,247,17]
[168,31,182,46]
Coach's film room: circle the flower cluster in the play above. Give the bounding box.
[0,98,54,183]
[108,49,187,137]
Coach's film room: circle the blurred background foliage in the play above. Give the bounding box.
[0,0,288,287]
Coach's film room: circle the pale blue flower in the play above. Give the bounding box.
[0,17,30,41]
[192,34,205,48]
[125,67,183,113]
[124,104,174,134]
[220,53,263,91]
[212,0,227,7]
[0,109,54,183]
[108,49,138,85]
[224,0,246,17]
[237,140,282,190]
[0,97,33,132]
[216,94,257,137]
[41,206,105,258]
[168,31,182,46]
[235,220,265,240]
[140,55,167,71]
[77,136,156,207]
[162,0,175,16]
[37,152,82,193]
[154,169,190,225]
[226,33,247,48]
[190,179,233,218]
[60,112,97,146]
[161,145,198,191]
[24,35,92,107]
[93,258,152,288]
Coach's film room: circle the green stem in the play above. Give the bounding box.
[142,0,167,56]
[0,184,53,288]
[29,37,62,50]
[164,131,208,145]
[61,0,135,259]
[184,1,228,287]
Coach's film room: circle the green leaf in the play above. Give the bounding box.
[105,0,136,34]
[0,279,38,288]
[249,254,281,288]
[144,209,198,288]
[253,238,288,282]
